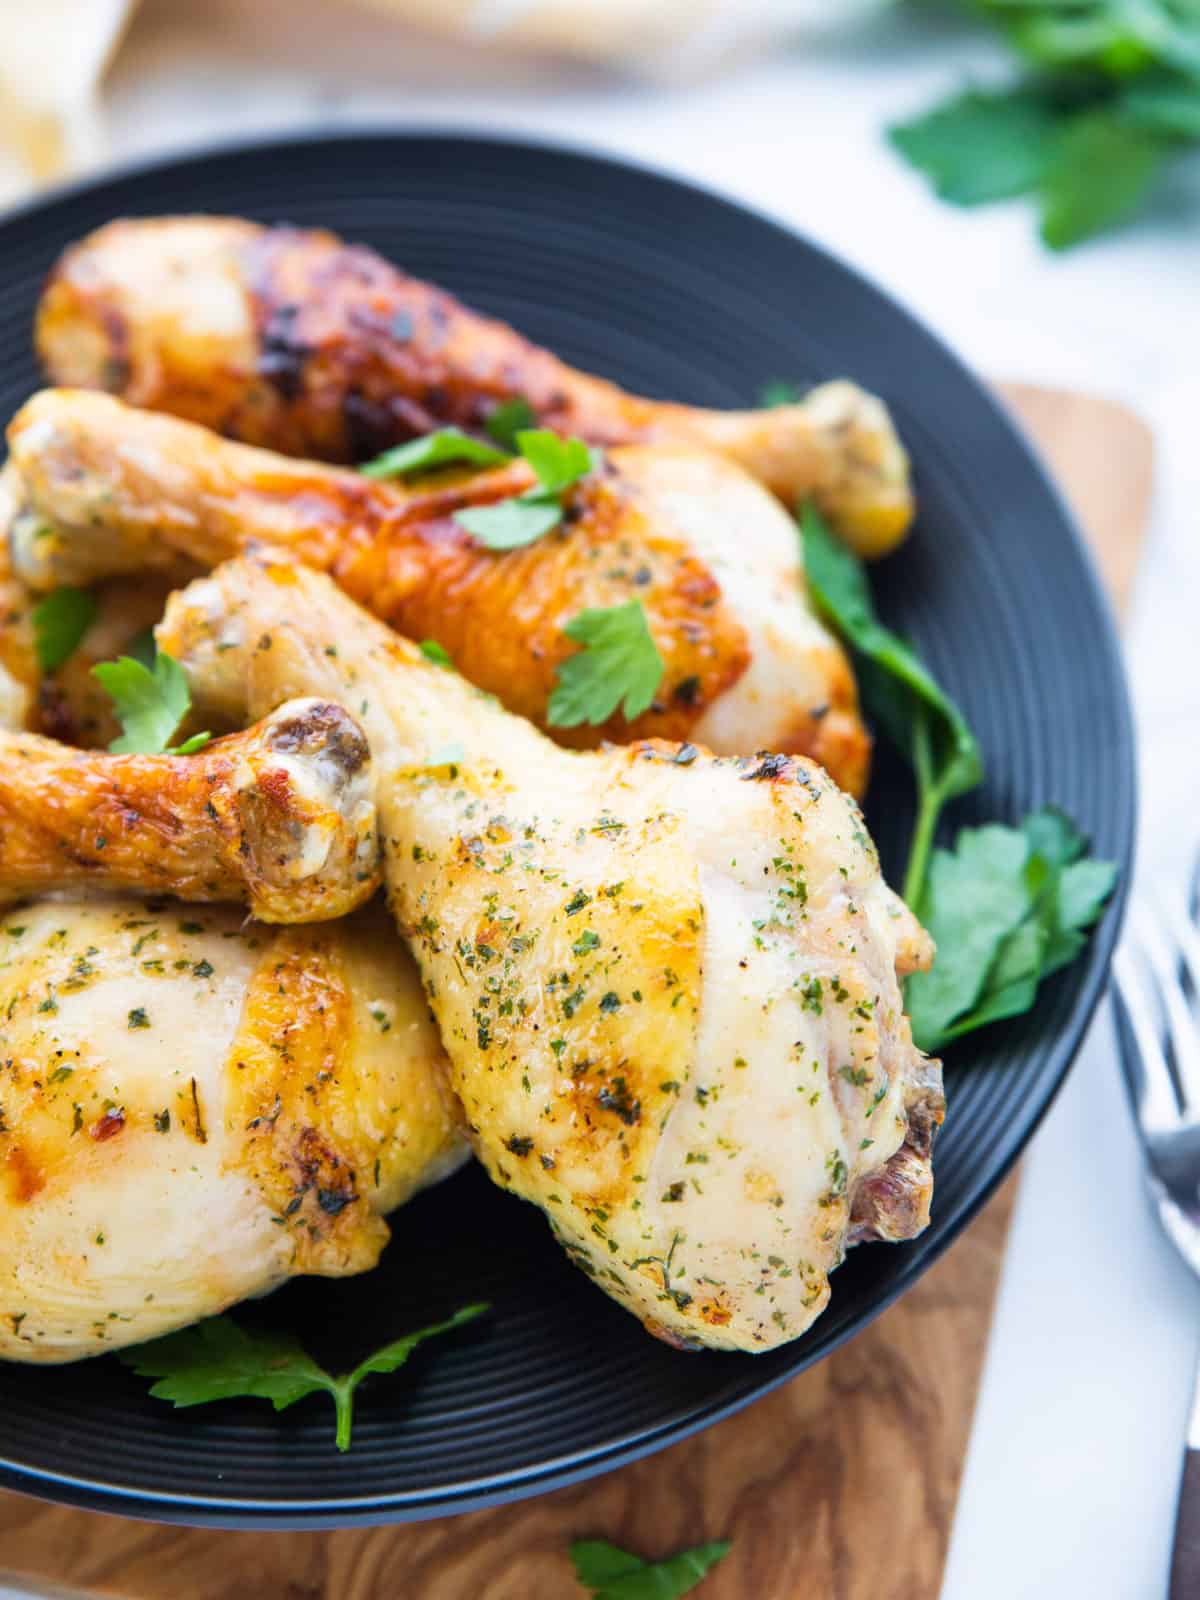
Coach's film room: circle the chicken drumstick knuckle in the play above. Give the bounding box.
[0,698,380,922]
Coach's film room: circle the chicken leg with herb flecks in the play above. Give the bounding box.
[0,899,466,1363]
[154,551,943,1354]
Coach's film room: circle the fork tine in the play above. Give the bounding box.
[1165,896,1200,1010]
[1113,944,1181,1136]
[1139,908,1200,1120]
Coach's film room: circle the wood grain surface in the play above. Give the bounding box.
[0,385,1154,1600]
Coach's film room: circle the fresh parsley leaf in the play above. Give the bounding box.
[486,397,535,450]
[1045,856,1120,970]
[570,1537,731,1599]
[173,732,214,755]
[419,639,454,668]
[359,428,510,479]
[517,429,600,494]
[1039,110,1170,249]
[1019,805,1085,869]
[1121,72,1200,137]
[119,1303,488,1452]
[1024,808,1119,976]
[800,504,982,904]
[904,824,1035,1049]
[91,650,211,755]
[32,586,98,672]
[124,626,158,669]
[889,86,1065,205]
[905,808,1116,1053]
[454,429,600,551]
[759,379,805,408]
[120,1318,329,1409]
[887,2,1198,248]
[572,1542,647,1588]
[799,506,1115,1050]
[548,600,665,728]
[975,0,1200,77]
[455,495,564,550]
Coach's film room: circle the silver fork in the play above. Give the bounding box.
[1114,881,1200,1600]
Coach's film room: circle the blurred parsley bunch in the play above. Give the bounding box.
[890,1,1200,246]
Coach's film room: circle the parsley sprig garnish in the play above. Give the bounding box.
[906,808,1117,1051]
[570,1536,731,1598]
[799,501,1115,1054]
[455,429,601,550]
[485,397,536,448]
[91,648,211,755]
[548,600,665,728]
[119,1303,488,1452]
[801,504,981,907]
[359,427,510,479]
[888,3,1200,248]
[365,425,653,720]
[360,422,600,552]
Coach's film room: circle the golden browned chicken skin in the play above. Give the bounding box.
[35,216,914,557]
[5,388,871,794]
[154,553,942,1354]
[0,581,459,1365]
[0,698,380,922]
[0,899,466,1362]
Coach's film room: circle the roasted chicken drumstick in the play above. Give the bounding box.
[155,552,943,1354]
[0,899,465,1362]
[36,216,913,557]
[5,388,870,793]
[0,698,379,922]
[0,615,458,1363]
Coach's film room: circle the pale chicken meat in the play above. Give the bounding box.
[0,699,380,923]
[0,899,466,1363]
[154,553,942,1353]
[5,388,870,795]
[35,215,914,557]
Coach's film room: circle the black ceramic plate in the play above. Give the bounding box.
[0,131,1134,1528]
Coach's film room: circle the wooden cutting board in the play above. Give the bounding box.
[0,384,1153,1600]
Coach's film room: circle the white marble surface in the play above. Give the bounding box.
[1,5,1198,1596]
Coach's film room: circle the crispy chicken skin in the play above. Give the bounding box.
[5,388,870,794]
[0,698,380,922]
[155,553,942,1354]
[36,216,913,558]
[0,899,466,1362]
